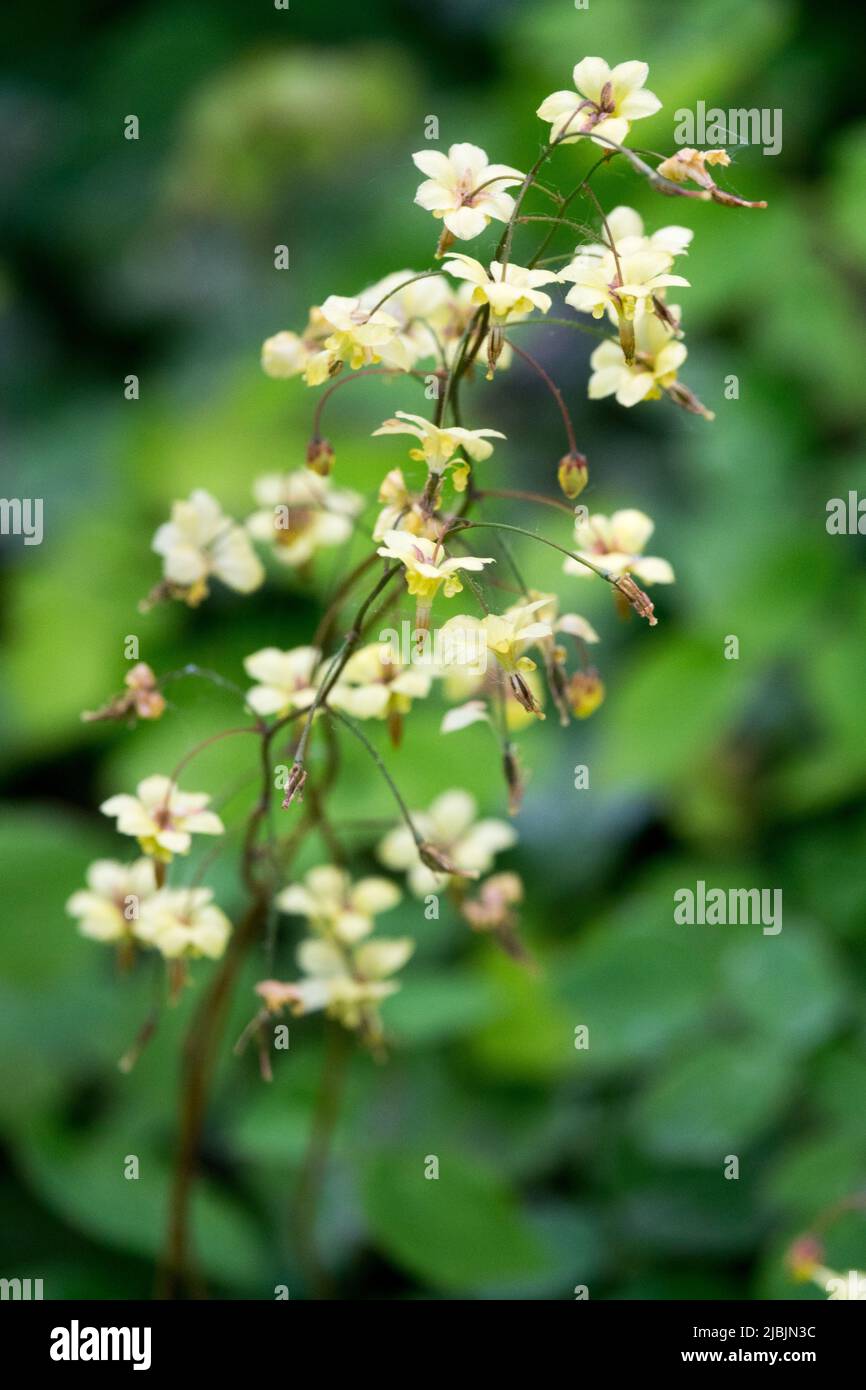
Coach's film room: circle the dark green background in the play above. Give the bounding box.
[1,0,865,1298]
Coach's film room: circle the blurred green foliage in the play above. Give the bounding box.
[1,0,865,1299]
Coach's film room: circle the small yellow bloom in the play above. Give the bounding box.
[565,509,675,585]
[152,489,264,603]
[378,789,516,897]
[100,775,224,862]
[412,142,523,242]
[243,646,320,718]
[66,858,158,944]
[329,643,432,721]
[442,253,560,321]
[372,410,505,480]
[135,887,232,960]
[276,864,401,945]
[376,528,495,630]
[303,294,411,384]
[537,57,661,148]
[246,470,361,568]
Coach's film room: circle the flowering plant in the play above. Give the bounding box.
[68,54,765,1294]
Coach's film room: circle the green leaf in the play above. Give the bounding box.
[634,1040,795,1162]
[361,1149,544,1292]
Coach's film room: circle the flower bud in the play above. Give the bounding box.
[306,435,335,476]
[558,450,588,500]
[567,668,605,719]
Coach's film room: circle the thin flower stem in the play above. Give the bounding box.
[311,366,428,439]
[327,707,425,850]
[362,269,441,319]
[506,339,579,456]
[474,487,575,515]
[452,518,614,583]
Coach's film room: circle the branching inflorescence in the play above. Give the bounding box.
[67,55,766,1291]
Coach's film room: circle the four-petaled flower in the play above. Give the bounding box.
[442,253,560,320]
[243,645,321,718]
[135,887,232,960]
[412,142,524,244]
[329,642,432,723]
[378,789,517,897]
[303,294,411,385]
[536,57,661,149]
[152,489,264,604]
[564,509,675,585]
[100,775,225,862]
[376,528,495,631]
[589,307,689,407]
[66,858,158,944]
[373,410,505,490]
[246,470,361,568]
[276,864,401,944]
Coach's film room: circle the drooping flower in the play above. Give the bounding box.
[256,933,414,1033]
[100,775,224,862]
[559,243,689,324]
[134,887,232,960]
[261,307,330,379]
[302,294,411,385]
[328,642,432,727]
[151,489,264,604]
[440,600,554,717]
[66,858,158,944]
[442,254,560,321]
[276,864,401,945]
[536,57,661,148]
[372,468,432,542]
[246,470,362,568]
[372,410,505,491]
[412,142,524,247]
[378,788,516,897]
[588,307,691,408]
[564,509,675,584]
[376,528,495,631]
[243,646,320,717]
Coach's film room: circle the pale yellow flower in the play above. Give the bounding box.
[378,788,516,897]
[66,858,158,944]
[412,142,523,241]
[303,294,411,385]
[376,528,495,630]
[246,470,361,568]
[372,468,432,542]
[152,489,264,603]
[559,243,689,322]
[537,57,661,148]
[657,147,732,190]
[372,410,505,485]
[261,306,330,379]
[259,933,414,1029]
[328,642,432,721]
[589,307,689,407]
[564,509,675,584]
[243,645,320,717]
[100,775,224,862]
[442,253,560,320]
[276,864,401,945]
[439,600,554,717]
[358,270,453,366]
[134,887,231,960]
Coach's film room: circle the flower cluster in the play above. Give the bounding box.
[77,54,764,1060]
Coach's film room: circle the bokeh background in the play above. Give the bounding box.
[2,0,865,1300]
